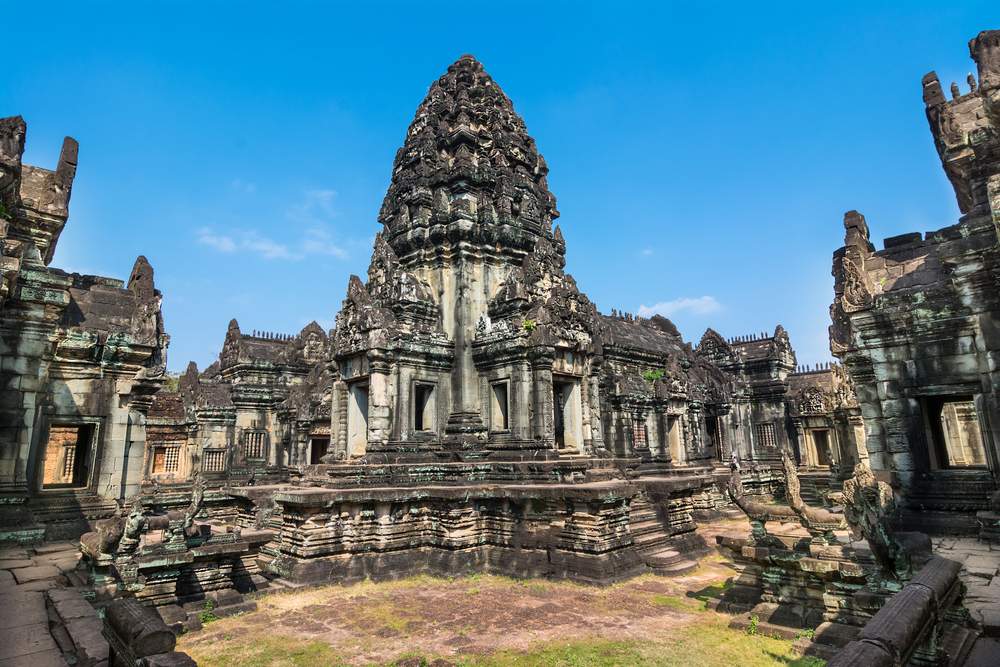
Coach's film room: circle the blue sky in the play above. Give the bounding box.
[6,2,997,372]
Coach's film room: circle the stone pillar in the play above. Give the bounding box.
[586,361,606,454]
[529,347,555,445]
[444,254,485,436]
[366,349,392,446]
[653,409,668,460]
[686,404,702,461]
[515,360,533,441]
[328,362,348,460]
[792,418,807,465]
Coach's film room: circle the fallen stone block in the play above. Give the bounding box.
[65,616,109,665]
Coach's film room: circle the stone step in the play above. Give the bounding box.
[630,518,665,533]
[649,558,699,576]
[634,533,669,550]
[584,469,620,482]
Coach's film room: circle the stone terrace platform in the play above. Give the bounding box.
[236,464,723,587]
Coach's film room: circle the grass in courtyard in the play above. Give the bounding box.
[187,615,824,667]
[190,635,347,667]
[181,572,823,667]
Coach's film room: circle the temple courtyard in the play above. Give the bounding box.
[175,520,826,667]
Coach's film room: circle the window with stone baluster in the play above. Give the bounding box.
[243,430,268,460]
[754,422,776,450]
[203,449,227,473]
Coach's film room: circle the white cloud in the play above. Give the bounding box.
[302,227,349,259]
[242,231,296,260]
[197,188,351,261]
[288,189,338,225]
[196,228,237,253]
[638,296,721,318]
[196,226,347,262]
[640,247,654,257]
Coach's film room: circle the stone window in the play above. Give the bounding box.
[923,396,987,469]
[244,430,267,460]
[413,383,436,432]
[490,381,510,431]
[755,422,776,450]
[41,424,94,489]
[152,445,181,474]
[203,449,227,473]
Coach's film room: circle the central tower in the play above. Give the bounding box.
[380,55,559,437]
[329,55,604,459]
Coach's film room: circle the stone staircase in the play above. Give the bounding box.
[629,498,699,575]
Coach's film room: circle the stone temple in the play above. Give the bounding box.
[0,33,999,667]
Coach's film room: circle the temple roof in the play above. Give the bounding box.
[598,313,685,356]
[378,55,558,248]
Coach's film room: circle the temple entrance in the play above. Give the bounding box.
[810,429,832,466]
[706,415,724,461]
[552,378,582,452]
[348,383,369,456]
[924,396,988,468]
[310,437,330,464]
[414,383,437,432]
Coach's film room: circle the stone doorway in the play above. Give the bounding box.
[310,437,330,464]
[923,396,988,469]
[552,378,582,452]
[348,383,369,456]
[809,429,832,467]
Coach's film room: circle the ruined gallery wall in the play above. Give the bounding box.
[831,31,1000,527]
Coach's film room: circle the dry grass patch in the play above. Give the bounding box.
[179,564,822,667]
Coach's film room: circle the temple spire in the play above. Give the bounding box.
[378,55,558,260]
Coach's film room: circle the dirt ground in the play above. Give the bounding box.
[178,519,818,666]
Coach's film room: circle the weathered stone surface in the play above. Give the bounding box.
[65,616,108,664]
[0,621,58,661]
[11,565,60,583]
[0,590,47,629]
[0,648,67,667]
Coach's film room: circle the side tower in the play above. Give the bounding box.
[830,31,1000,533]
[0,118,168,540]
